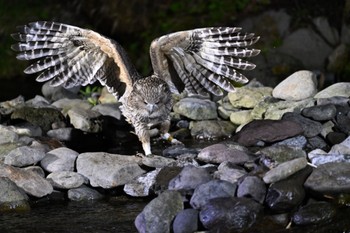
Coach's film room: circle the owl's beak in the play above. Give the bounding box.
[147,104,156,114]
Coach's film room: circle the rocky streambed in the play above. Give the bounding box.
[1,70,350,232]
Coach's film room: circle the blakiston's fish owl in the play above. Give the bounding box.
[11,21,260,155]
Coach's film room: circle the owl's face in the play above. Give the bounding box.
[129,76,172,119]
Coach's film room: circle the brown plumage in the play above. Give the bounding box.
[11,21,260,155]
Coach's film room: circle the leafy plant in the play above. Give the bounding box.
[79,85,102,106]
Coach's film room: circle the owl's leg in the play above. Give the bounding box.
[159,120,183,145]
[135,126,152,156]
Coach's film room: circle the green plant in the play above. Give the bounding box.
[79,85,102,106]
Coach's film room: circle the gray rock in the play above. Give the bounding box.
[25,95,51,108]
[189,120,236,139]
[40,147,79,172]
[302,104,337,121]
[190,180,237,209]
[41,82,79,101]
[24,166,45,178]
[0,143,23,163]
[135,190,183,233]
[314,82,350,99]
[316,96,350,106]
[168,166,212,191]
[272,70,318,101]
[234,120,304,147]
[197,143,251,164]
[47,128,74,141]
[141,155,175,168]
[4,146,46,167]
[47,171,85,189]
[329,136,350,154]
[0,164,53,197]
[308,149,350,166]
[228,86,272,108]
[237,176,266,204]
[199,197,263,232]
[0,125,19,145]
[306,136,329,151]
[51,98,92,113]
[173,209,199,233]
[292,201,337,225]
[173,97,217,120]
[154,167,183,194]
[68,185,104,201]
[304,162,350,194]
[162,145,198,158]
[124,169,160,197]
[76,152,144,188]
[336,112,350,135]
[8,123,42,137]
[263,157,308,184]
[91,103,122,120]
[67,107,102,133]
[214,161,247,184]
[0,95,25,115]
[282,112,323,137]
[274,135,308,148]
[0,177,29,211]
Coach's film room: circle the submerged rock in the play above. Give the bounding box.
[292,201,337,225]
[0,177,29,212]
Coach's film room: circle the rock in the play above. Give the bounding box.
[76,152,144,188]
[0,177,29,212]
[263,157,308,184]
[230,110,253,125]
[0,125,19,145]
[317,96,350,106]
[47,171,85,189]
[228,86,272,108]
[234,120,304,147]
[327,132,348,145]
[8,123,42,137]
[197,143,251,164]
[168,166,212,192]
[0,164,53,197]
[189,120,236,139]
[47,128,75,141]
[272,70,318,101]
[11,106,65,132]
[0,95,25,115]
[4,146,46,167]
[282,112,322,137]
[24,166,46,178]
[68,185,104,201]
[162,145,198,158]
[292,201,337,225]
[308,149,350,166]
[173,209,199,233]
[51,98,92,113]
[314,82,350,99]
[41,82,79,101]
[91,103,122,120]
[190,180,237,209]
[237,176,266,204]
[154,167,183,194]
[301,104,337,121]
[141,155,175,168]
[274,135,308,148]
[336,113,350,135]
[214,161,247,184]
[265,166,312,212]
[306,136,329,151]
[199,197,263,232]
[40,147,79,172]
[0,143,23,163]
[67,107,102,133]
[25,95,51,108]
[124,169,160,197]
[135,190,183,233]
[173,97,217,120]
[304,162,350,194]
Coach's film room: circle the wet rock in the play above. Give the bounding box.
[11,106,65,132]
[76,152,145,189]
[168,166,212,192]
[265,166,312,212]
[272,70,318,101]
[0,177,29,212]
[68,185,104,201]
[302,104,337,121]
[304,162,350,194]
[173,209,199,233]
[135,190,183,233]
[189,120,236,139]
[292,201,337,225]
[230,110,253,125]
[314,82,350,98]
[263,157,308,184]
[141,155,175,168]
[91,103,122,120]
[124,169,160,197]
[67,107,102,133]
[234,120,303,147]
[0,125,19,145]
[173,97,217,120]
[47,171,85,189]
[40,147,79,173]
[258,145,307,168]
[4,146,46,167]
[282,112,322,137]
[237,176,266,204]
[154,167,183,194]
[197,143,251,164]
[190,180,237,209]
[228,86,272,108]
[199,197,263,232]
[308,149,350,166]
[214,161,247,184]
[0,164,53,197]
[326,132,348,145]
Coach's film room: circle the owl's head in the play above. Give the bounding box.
[130,76,172,117]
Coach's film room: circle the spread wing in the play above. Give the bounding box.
[11,21,139,98]
[150,27,260,96]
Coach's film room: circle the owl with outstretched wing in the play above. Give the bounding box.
[11,21,260,155]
